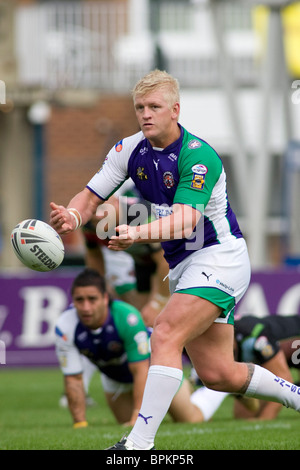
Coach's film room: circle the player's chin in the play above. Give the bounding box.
[142,125,156,136]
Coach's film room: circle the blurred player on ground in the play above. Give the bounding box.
[190,314,300,421]
[55,268,207,428]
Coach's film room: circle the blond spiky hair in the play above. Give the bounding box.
[132,69,180,108]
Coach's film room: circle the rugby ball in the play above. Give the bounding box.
[11,219,64,272]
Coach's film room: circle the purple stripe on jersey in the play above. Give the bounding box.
[226,203,243,238]
[86,185,106,201]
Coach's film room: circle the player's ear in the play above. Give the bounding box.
[103,291,110,306]
[172,102,180,120]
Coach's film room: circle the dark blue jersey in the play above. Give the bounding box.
[55,300,150,383]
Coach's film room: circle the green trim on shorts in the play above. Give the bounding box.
[115,282,137,295]
[175,287,236,325]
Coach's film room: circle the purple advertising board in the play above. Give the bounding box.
[0,268,300,368]
[0,269,78,368]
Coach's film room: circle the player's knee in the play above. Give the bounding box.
[198,366,233,391]
[151,319,182,354]
[151,321,171,347]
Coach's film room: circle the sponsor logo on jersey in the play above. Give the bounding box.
[115,140,123,152]
[137,167,148,180]
[191,164,207,175]
[127,313,139,326]
[78,331,88,342]
[163,171,174,188]
[191,164,208,190]
[140,147,148,155]
[216,279,234,293]
[134,331,150,355]
[188,139,202,149]
[152,204,173,219]
[255,336,274,359]
[191,174,205,190]
[55,326,67,341]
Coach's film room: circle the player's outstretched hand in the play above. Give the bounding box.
[108,224,137,251]
[50,202,75,234]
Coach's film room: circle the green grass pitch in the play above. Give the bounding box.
[0,367,300,451]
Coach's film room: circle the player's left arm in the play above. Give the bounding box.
[64,373,88,428]
[108,203,200,251]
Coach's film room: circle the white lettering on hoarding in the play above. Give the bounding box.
[276,284,300,316]
[236,282,300,317]
[0,340,5,364]
[17,286,68,347]
[236,283,270,317]
[0,80,5,105]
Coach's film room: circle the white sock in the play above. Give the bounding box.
[128,365,183,449]
[190,387,228,421]
[245,364,300,411]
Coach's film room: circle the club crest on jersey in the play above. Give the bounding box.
[163,171,174,188]
[107,341,122,352]
[137,167,148,180]
[188,139,202,149]
[191,164,207,190]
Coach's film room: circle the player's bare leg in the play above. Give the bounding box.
[125,294,222,449]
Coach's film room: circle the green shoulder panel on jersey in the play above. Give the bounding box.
[110,300,150,363]
[174,129,223,210]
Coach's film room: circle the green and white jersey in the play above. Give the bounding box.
[55,300,150,383]
[87,124,243,269]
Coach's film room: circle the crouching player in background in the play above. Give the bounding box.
[190,314,300,421]
[55,268,150,428]
[55,268,206,428]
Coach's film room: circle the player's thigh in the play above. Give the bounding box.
[169,238,250,326]
[152,293,222,351]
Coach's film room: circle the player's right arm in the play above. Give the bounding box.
[55,309,87,427]
[50,133,142,235]
[50,187,101,235]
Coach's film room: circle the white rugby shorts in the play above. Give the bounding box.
[168,238,251,325]
[102,247,136,295]
[100,373,133,398]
